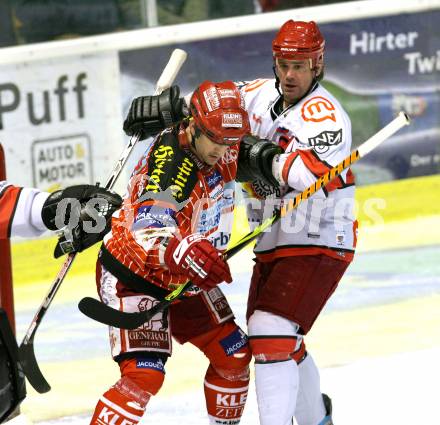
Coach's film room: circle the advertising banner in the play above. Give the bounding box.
[119,9,440,185]
[0,51,123,191]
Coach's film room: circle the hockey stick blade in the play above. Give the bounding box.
[78,297,169,329]
[18,339,51,393]
[155,49,187,94]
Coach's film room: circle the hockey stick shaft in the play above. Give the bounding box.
[78,112,410,330]
[18,48,187,393]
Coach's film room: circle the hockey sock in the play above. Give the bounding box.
[90,359,165,425]
[255,359,299,425]
[295,353,326,425]
[204,364,249,425]
[90,376,151,425]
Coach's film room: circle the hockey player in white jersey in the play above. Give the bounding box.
[238,20,357,425]
[0,182,121,252]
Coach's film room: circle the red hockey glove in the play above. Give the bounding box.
[164,234,232,291]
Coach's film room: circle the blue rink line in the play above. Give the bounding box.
[15,245,440,364]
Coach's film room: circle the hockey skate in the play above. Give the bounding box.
[318,393,333,425]
[292,393,333,425]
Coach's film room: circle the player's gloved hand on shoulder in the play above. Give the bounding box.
[41,184,123,258]
[164,234,232,291]
[123,85,188,141]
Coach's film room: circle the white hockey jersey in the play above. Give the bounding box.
[0,181,48,239]
[239,79,357,262]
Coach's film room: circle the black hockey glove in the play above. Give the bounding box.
[123,85,188,140]
[236,135,284,187]
[41,184,122,258]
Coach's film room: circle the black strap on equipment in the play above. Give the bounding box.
[0,309,26,423]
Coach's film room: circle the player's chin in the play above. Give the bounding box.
[283,91,301,105]
[206,155,220,165]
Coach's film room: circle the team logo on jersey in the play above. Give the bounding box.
[137,297,168,332]
[221,148,238,164]
[336,231,346,246]
[301,96,336,123]
[308,129,343,154]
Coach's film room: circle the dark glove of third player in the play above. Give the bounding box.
[164,234,232,291]
[236,135,284,187]
[123,85,187,140]
[41,184,123,258]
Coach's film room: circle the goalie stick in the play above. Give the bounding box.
[78,111,411,330]
[18,48,188,394]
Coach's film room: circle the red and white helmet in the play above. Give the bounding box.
[189,80,250,146]
[272,20,325,68]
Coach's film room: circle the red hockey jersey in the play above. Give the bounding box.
[0,182,48,239]
[102,125,238,293]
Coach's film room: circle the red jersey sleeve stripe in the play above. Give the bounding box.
[297,150,349,192]
[0,186,22,239]
[281,152,299,184]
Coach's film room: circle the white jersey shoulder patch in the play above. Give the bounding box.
[290,85,352,159]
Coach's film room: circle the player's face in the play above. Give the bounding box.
[275,58,318,105]
[194,133,229,166]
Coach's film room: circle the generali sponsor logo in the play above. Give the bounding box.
[126,298,170,351]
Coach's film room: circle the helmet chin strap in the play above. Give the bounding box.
[273,64,282,97]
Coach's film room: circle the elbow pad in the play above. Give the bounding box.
[123,85,188,140]
[236,135,284,187]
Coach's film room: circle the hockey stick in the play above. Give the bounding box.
[18,48,188,394]
[78,112,411,330]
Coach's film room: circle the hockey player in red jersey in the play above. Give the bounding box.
[90,81,253,425]
[0,182,121,252]
[236,20,356,425]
